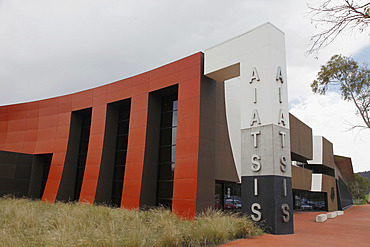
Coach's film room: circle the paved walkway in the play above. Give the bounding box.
[222,204,370,247]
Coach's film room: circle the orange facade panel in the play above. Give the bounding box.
[0,52,203,218]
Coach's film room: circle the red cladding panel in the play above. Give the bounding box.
[121,94,148,209]
[173,158,198,179]
[172,54,202,219]
[149,73,179,92]
[41,152,66,202]
[79,105,107,204]
[150,62,179,80]
[0,52,203,218]
[172,199,197,219]
[172,179,198,200]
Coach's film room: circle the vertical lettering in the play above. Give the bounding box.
[276,66,284,83]
[251,203,262,221]
[249,67,260,83]
[251,131,261,148]
[251,154,261,172]
[281,204,290,223]
[280,155,287,172]
[254,88,257,103]
[254,178,258,196]
[278,110,286,126]
[279,87,282,103]
[283,179,287,197]
[279,131,286,148]
[250,109,261,126]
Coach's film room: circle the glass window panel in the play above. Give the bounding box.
[171,162,175,174]
[118,121,129,135]
[158,163,174,180]
[115,151,127,166]
[172,111,177,127]
[162,100,174,112]
[119,110,130,121]
[173,100,178,111]
[161,112,173,128]
[75,168,85,182]
[215,183,223,210]
[81,128,90,140]
[110,103,131,206]
[113,165,125,181]
[77,154,87,168]
[156,95,178,207]
[160,128,172,146]
[157,181,174,199]
[79,139,89,150]
[172,127,177,145]
[111,181,123,197]
[159,146,171,163]
[116,135,128,151]
[82,119,91,128]
[171,146,176,163]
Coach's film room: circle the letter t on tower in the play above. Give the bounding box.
[204,23,294,234]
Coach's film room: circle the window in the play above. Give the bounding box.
[156,96,178,207]
[73,108,92,201]
[111,105,130,206]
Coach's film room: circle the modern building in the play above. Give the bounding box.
[0,23,354,234]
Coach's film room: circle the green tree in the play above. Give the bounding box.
[311,54,370,129]
[307,0,370,55]
[347,174,369,204]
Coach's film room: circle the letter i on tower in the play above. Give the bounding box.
[241,63,294,234]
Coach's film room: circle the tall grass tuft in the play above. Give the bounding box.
[0,197,262,246]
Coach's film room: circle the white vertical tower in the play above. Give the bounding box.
[205,23,293,234]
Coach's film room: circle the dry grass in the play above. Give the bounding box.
[0,197,262,247]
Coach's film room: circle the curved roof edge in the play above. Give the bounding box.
[334,155,355,183]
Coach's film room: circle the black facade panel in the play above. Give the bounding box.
[0,151,34,197]
[0,178,15,195]
[242,175,294,235]
[15,155,33,179]
[0,164,16,179]
[95,99,131,206]
[0,151,53,198]
[28,154,53,199]
[139,93,161,207]
[14,179,30,196]
[336,178,353,210]
[139,85,178,208]
[57,108,92,202]
[111,101,131,206]
[0,151,18,164]
[95,103,119,204]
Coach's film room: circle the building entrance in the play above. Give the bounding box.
[215,182,241,211]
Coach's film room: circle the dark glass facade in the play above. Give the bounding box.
[156,96,178,208]
[215,182,241,211]
[293,189,327,211]
[336,178,353,210]
[38,154,52,198]
[111,103,130,206]
[73,109,92,201]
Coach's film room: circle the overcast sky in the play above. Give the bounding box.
[0,0,369,172]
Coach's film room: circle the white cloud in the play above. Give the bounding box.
[290,92,370,172]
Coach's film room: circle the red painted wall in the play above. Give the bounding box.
[0,53,202,218]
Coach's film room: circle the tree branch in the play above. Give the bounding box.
[307,0,370,55]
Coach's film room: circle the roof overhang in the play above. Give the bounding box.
[334,155,355,183]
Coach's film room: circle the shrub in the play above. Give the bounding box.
[0,197,262,246]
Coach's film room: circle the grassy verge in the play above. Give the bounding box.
[0,197,262,246]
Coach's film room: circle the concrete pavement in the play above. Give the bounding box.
[222,204,370,247]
